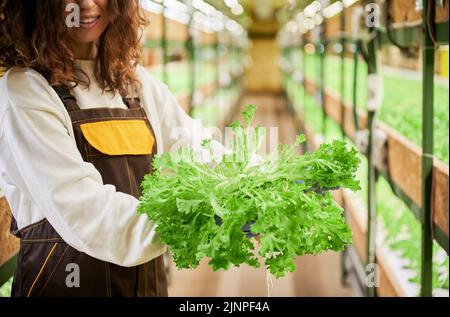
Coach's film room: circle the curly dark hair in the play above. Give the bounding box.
[0,0,147,96]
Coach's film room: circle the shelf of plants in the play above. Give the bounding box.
[279,0,448,297]
[284,79,449,296]
[0,195,16,297]
[189,20,247,129]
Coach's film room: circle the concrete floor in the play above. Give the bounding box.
[168,94,355,297]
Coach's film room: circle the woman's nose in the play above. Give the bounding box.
[78,0,96,10]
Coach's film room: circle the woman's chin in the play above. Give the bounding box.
[70,33,102,44]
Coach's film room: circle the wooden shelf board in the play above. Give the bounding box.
[0,197,19,267]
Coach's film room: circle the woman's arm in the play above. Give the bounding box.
[0,69,166,267]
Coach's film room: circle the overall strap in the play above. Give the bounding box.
[52,85,141,111]
[122,96,141,110]
[122,86,141,110]
[52,85,80,112]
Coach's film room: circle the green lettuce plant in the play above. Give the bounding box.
[138,106,361,278]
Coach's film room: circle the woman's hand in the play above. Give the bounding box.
[215,216,260,242]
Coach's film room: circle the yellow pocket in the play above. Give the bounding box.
[80,120,155,156]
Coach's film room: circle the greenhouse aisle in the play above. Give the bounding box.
[167,94,355,297]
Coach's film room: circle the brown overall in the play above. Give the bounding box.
[10,85,168,297]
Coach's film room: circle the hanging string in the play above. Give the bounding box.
[266,269,274,297]
[257,237,274,297]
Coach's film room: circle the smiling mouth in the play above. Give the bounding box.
[79,16,101,29]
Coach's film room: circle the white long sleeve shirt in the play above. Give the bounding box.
[0,60,226,267]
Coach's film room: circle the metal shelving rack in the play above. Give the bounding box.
[280,0,449,297]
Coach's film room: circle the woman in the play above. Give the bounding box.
[0,0,224,297]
